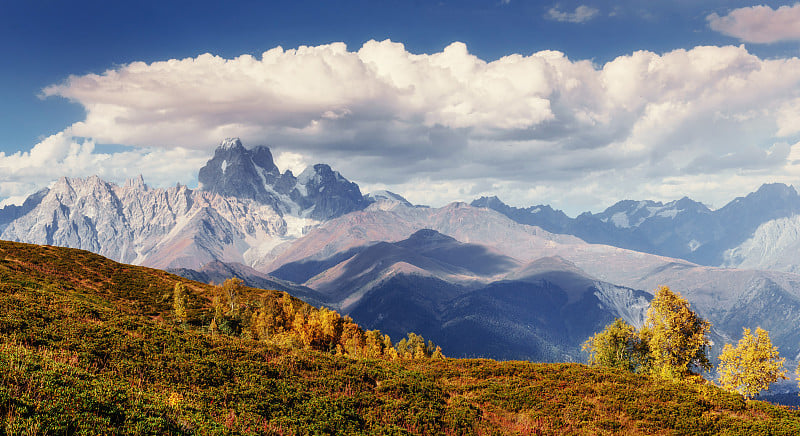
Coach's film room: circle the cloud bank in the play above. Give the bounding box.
[6,40,800,214]
[708,4,800,43]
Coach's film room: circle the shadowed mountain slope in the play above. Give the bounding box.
[263,206,800,368]
[268,229,651,362]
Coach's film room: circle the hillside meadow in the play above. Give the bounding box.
[1,240,799,434]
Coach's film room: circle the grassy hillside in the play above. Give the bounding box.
[1,240,800,434]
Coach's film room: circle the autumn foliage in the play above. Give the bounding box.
[586,285,790,402]
[644,286,712,379]
[718,327,787,399]
[207,277,440,360]
[584,286,711,380]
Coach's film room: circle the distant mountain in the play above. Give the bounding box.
[272,228,650,361]
[0,138,373,270]
[167,260,330,307]
[0,188,48,233]
[8,136,800,365]
[264,202,800,365]
[363,190,415,208]
[198,137,368,220]
[0,174,283,269]
[472,183,800,269]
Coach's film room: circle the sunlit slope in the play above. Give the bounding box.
[0,240,799,434]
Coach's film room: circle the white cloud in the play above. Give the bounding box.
[708,4,800,43]
[0,131,207,200]
[274,151,308,175]
[777,98,800,136]
[546,5,599,23]
[6,40,800,215]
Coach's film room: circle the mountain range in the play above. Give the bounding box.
[472,182,800,272]
[5,138,800,367]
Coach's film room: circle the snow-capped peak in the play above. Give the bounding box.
[219,137,243,150]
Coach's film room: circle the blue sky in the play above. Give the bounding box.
[3,0,800,214]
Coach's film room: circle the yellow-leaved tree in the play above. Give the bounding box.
[643,286,711,380]
[173,283,188,324]
[219,278,244,315]
[583,318,649,373]
[718,327,786,399]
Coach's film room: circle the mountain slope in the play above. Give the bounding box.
[264,203,800,366]
[0,138,371,270]
[167,259,330,307]
[270,229,651,362]
[2,239,799,434]
[473,183,800,269]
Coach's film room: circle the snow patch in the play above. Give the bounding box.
[221,160,228,175]
[610,212,630,228]
[220,137,242,150]
[294,182,308,197]
[283,214,321,238]
[656,208,679,219]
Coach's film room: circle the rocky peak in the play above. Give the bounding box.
[197,138,368,220]
[364,190,413,207]
[124,174,148,190]
[295,164,368,220]
[720,183,800,217]
[670,196,710,213]
[219,137,244,151]
[471,196,507,209]
[405,229,457,245]
[197,138,286,208]
[751,183,798,201]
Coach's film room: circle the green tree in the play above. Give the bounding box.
[644,286,711,380]
[583,318,649,373]
[718,327,786,399]
[172,283,188,324]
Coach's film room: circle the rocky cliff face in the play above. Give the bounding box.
[0,175,287,269]
[197,138,368,220]
[0,138,374,270]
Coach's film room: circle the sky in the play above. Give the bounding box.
[4,0,800,215]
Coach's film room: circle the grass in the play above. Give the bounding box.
[1,239,799,434]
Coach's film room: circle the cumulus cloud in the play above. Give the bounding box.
[8,39,800,215]
[0,131,207,200]
[546,5,599,23]
[708,4,800,43]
